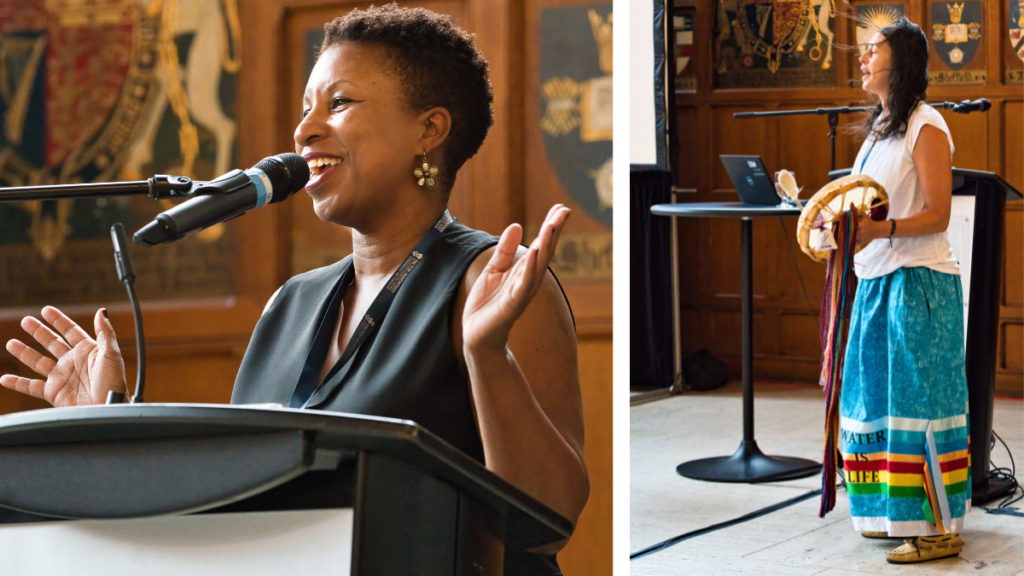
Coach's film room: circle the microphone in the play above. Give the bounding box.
[134,153,309,246]
[951,98,991,114]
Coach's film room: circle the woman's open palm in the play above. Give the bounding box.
[462,205,570,354]
[1,307,127,407]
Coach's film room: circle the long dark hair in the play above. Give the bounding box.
[858,17,930,141]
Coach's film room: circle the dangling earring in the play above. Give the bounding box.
[414,151,439,188]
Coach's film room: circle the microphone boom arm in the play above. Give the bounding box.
[734,100,992,171]
[0,175,197,203]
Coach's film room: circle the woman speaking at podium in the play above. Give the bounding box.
[843,17,968,564]
[0,5,587,573]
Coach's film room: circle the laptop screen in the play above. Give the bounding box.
[719,155,780,206]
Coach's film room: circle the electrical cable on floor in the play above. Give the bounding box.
[779,217,820,333]
[629,488,822,561]
[978,429,1022,517]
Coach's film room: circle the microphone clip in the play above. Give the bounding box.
[146,170,253,200]
[183,169,254,198]
[146,175,197,199]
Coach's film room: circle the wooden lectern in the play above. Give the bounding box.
[0,404,571,575]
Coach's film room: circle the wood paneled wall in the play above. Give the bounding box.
[673,0,1024,397]
[0,1,611,573]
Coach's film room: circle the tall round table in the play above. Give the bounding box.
[650,201,822,483]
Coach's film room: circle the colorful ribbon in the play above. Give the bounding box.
[819,210,858,518]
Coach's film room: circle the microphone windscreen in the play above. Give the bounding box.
[256,153,311,203]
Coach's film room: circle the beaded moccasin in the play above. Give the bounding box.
[884,534,963,564]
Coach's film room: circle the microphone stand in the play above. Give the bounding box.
[0,177,191,405]
[734,106,874,173]
[734,100,991,173]
[0,175,196,202]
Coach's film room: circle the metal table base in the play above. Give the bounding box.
[650,204,821,483]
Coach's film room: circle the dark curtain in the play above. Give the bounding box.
[630,170,674,390]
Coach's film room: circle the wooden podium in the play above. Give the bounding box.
[0,404,571,575]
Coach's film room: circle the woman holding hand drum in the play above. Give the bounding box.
[842,17,968,564]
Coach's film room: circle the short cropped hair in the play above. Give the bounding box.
[322,4,494,194]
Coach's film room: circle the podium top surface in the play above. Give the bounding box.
[0,404,572,543]
[828,167,1023,200]
[651,202,802,218]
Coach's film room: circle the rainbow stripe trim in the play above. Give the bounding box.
[841,413,971,537]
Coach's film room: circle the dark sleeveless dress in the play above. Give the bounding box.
[231,220,564,575]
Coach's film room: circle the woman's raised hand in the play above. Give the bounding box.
[461,204,571,355]
[1,307,127,407]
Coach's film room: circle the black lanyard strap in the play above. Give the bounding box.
[289,210,454,408]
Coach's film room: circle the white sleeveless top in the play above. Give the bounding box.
[851,102,960,280]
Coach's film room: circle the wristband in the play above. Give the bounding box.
[888,220,896,248]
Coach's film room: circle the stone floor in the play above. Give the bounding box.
[630,381,1024,575]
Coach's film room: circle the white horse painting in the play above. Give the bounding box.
[122,0,237,181]
[796,0,834,70]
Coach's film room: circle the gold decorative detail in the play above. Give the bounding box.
[413,152,439,188]
[587,9,613,75]
[967,22,981,41]
[159,0,199,179]
[544,232,613,281]
[219,0,243,73]
[24,200,73,262]
[0,36,47,145]
[930,69,986,84]
[807,0,837,67]
[729,0,832,74]
[861,5,900,32]
[579,76,612,143]
[2,160,74,262]
[541,10,613,141]
[540,77,580,136]
[933,23,946,42]
[45,0,132,28]
[947,2,964,25]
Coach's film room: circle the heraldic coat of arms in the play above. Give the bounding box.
[714,0,836,76]
[539,5,612,230]
[0,0,240,262]
[931,1,983,70]
[1011,0,1024,64]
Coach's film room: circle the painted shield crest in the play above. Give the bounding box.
[735,1,815,72]
[0,0,158,184]
[1011,0,1024,63]
[0,0,241,265]
[540,5,612,229]
[0,0,161,260]
[675,14,693,74]
[931,1,982,70]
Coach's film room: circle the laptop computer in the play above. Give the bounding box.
[720,155,780,206]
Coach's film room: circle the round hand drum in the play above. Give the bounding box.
[796,174,889,262]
